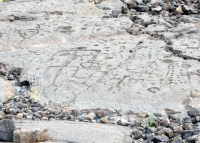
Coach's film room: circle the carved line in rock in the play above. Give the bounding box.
[18,29,39,39]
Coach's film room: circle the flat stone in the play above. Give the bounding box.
[14,120,131,143]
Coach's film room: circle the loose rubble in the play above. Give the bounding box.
[130,108,200,143]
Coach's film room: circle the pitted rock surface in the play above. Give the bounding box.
[0,0,200,116]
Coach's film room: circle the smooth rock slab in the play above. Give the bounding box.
[14,120,132,143]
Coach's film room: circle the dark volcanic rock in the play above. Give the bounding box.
[151,135,169,142]
[187,108,200,117]
[182,130,194,139]
[0,119,15,141]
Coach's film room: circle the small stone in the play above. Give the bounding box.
[26,115,33,120]
[183,116,192,123]
[138,111,149,118]
[42,117,48,120]
[135,5,150,12]
[95,110,105,118]
[152,6,162,12]
[173,125,183,133]
[70,109,79,116]
[9,108,17,115]
[162,4,171,11]
[67,115,76,121]
[77,116,85,121]
[163,127,173,138]
[15,102,26,109]
[128,116,136,123]
[183,123,193,130]
[172,135,182,142]
[188,108,200,117]
[100,117,108,124]
[146,127,157,134]
[161,118,170,127]
[85,112,96,120]
[132,129,143,139]
[0,119,16,141]
[16,113,23,119]
[49,118,55,121]
[151,135,169,142]
[175,6,183,14]
[196,116,200,122]
[0,111,5,120]
[5,114,15,119]
[182,130,194,139]
[116,120,128,126]
[34,112,41,118]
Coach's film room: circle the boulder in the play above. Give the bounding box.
[0,119,16,141]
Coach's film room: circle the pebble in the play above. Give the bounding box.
[85,112,96,120]
[100,117,108,124]
[173,125,183,133]
[161,118,170,127]
[16,113,23,119]
[95,110,105,118]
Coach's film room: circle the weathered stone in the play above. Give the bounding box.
[85,112,96,120]
[182,130,194,139]
[132,129,143,139]
[100,117,108,124]
[34,112,41,118]
[42,117,48,120]
[0,119,15,141]
[173,125,183,133]
[152,6,162,12]
[151,135,169,142]
[16,113,23,119]
[175,6,183,14]
[0,111,5,120]
[95,110,105,118]
[188,108,200,117]
[146,127,157,134]
[13,128,48,143]
[135,5,150,12]
[138,111,149,118]
[5,114,15,119]
[161,118,170,127]
[183,123,193,130]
